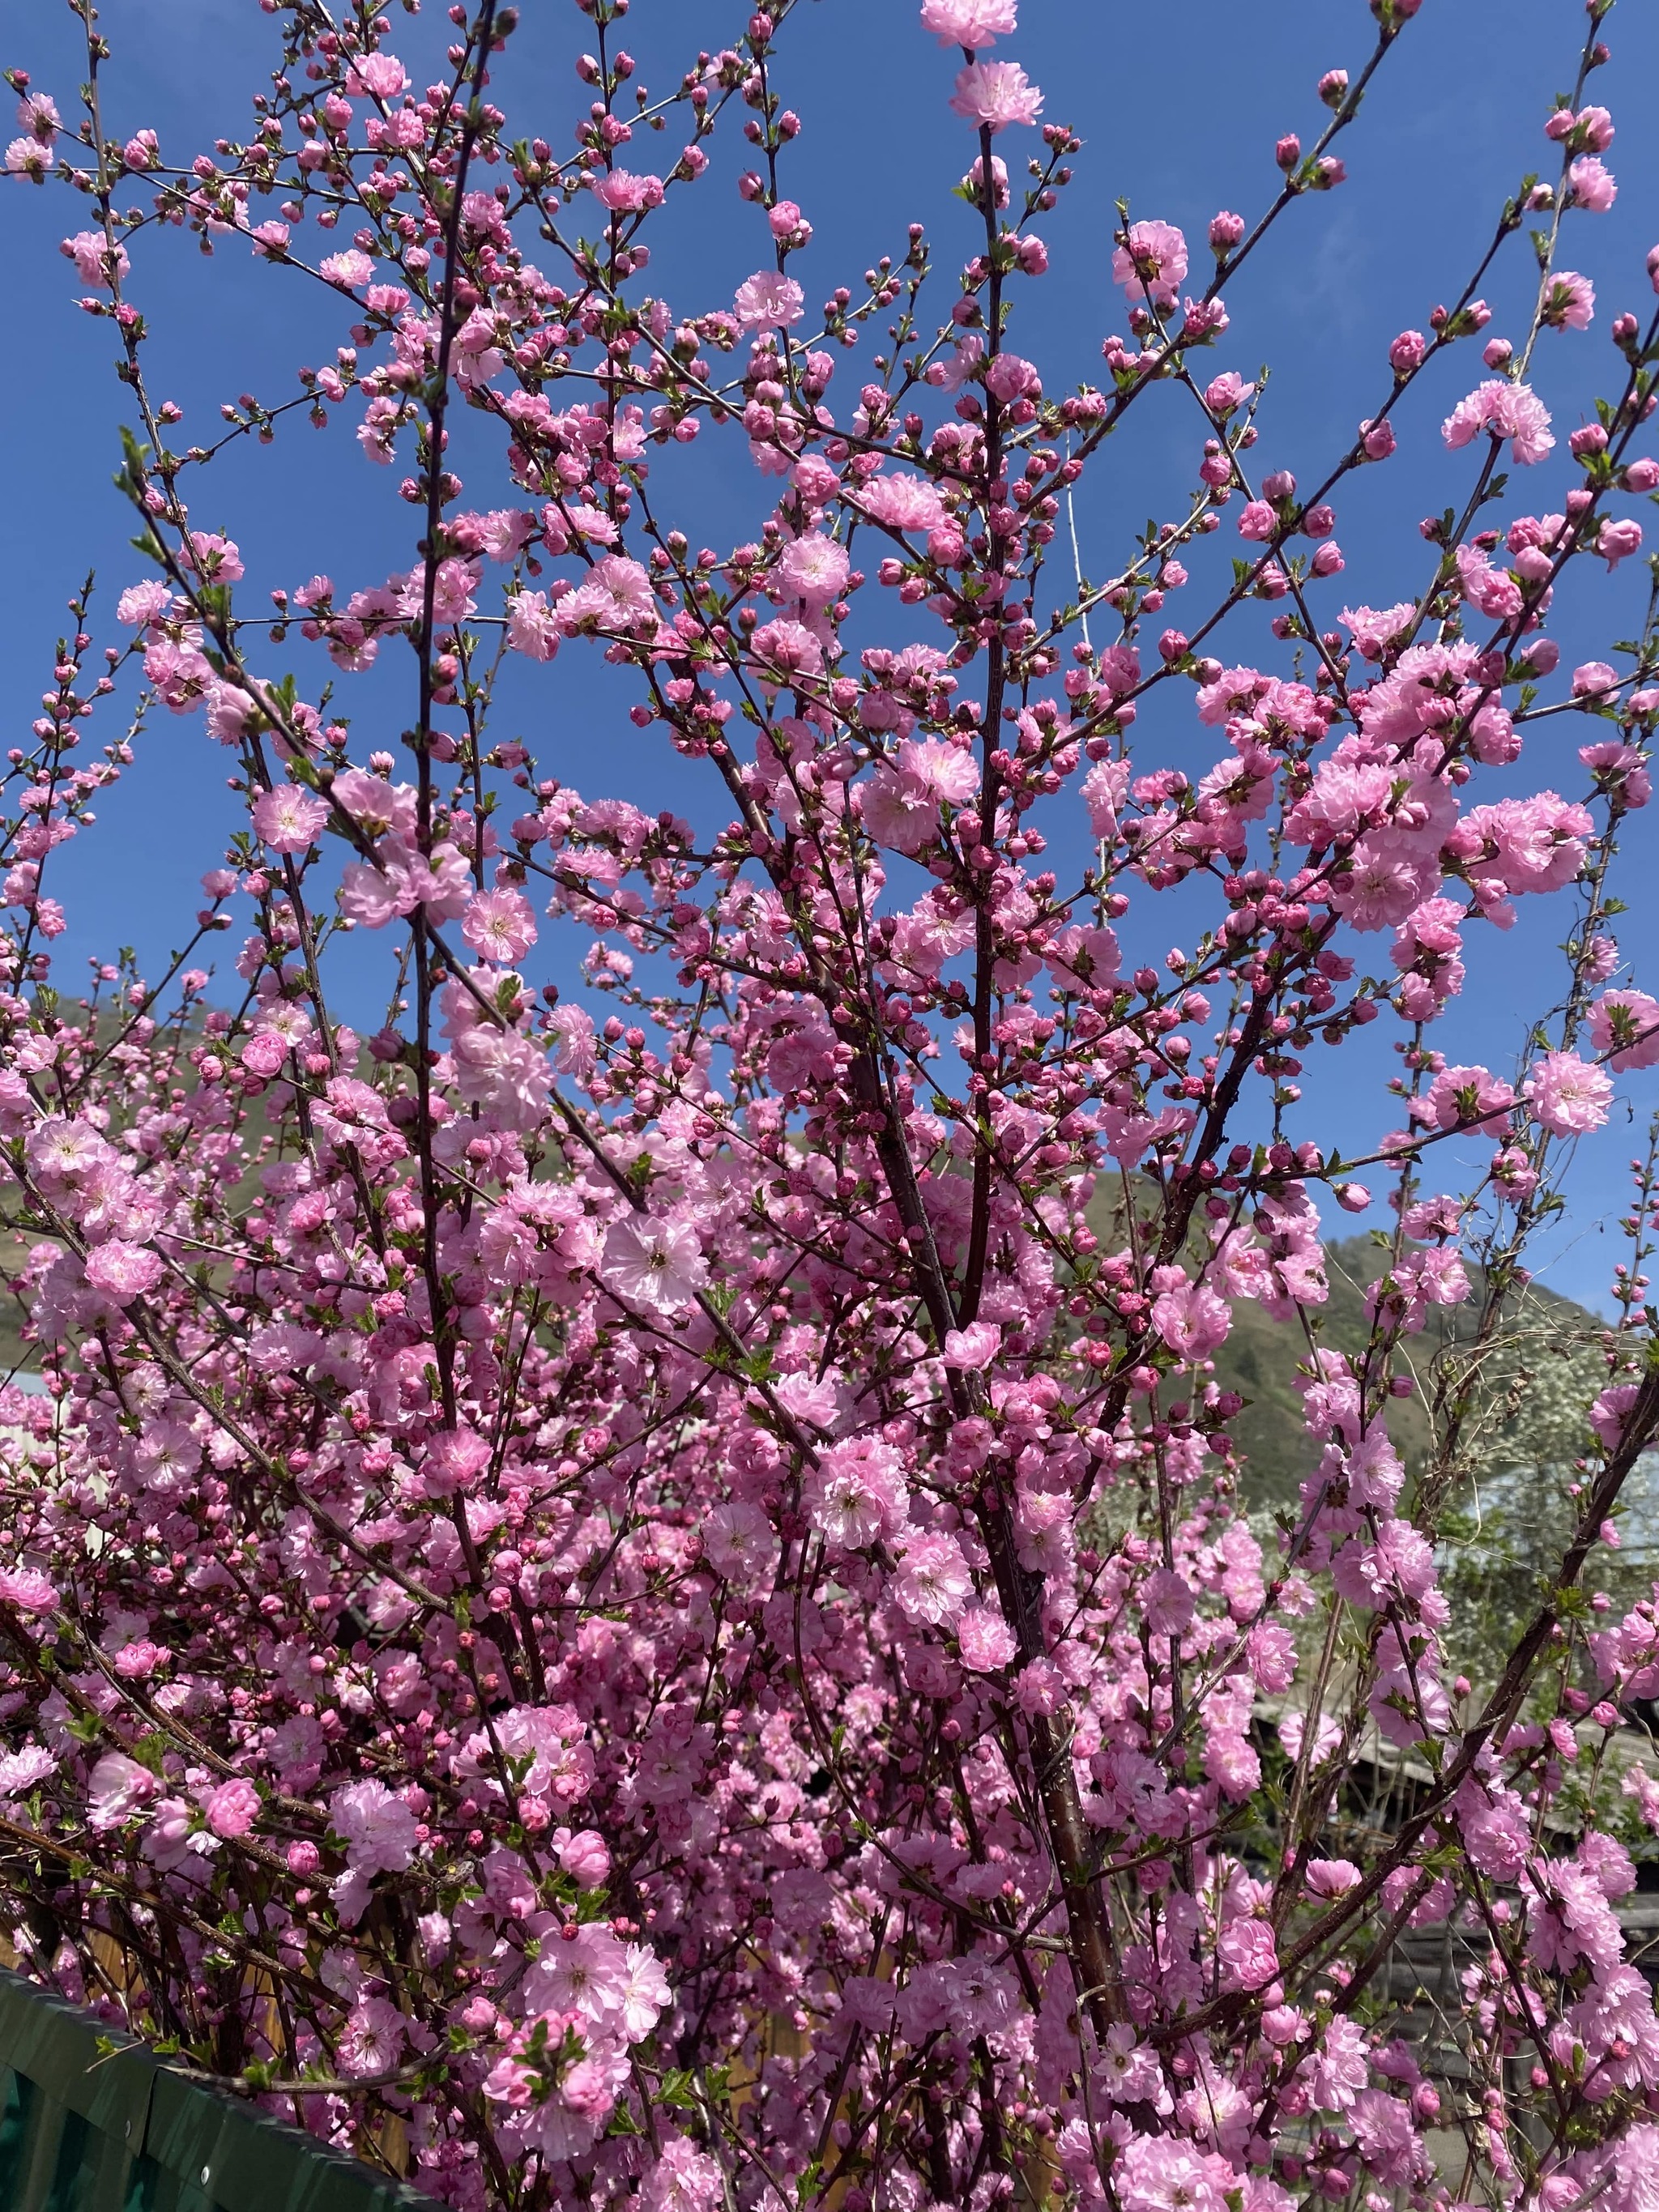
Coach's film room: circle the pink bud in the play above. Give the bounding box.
[1388,330,1427,375]
[1275,134,1301,172]
[1208,209,1245,252]
[1361,417,1397,461]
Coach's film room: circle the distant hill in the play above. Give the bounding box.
[1081,1181,1603,1511]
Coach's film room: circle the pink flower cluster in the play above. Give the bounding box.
[0,5,1657,2211]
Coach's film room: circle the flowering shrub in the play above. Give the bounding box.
[4,1,1659,2208]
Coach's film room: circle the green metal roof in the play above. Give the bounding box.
[0,1969,447,2212]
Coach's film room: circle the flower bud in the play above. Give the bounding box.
[1390,330,1427,377]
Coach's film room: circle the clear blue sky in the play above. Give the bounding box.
[4,0,1658,1310]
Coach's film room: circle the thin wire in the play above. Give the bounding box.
[1064,433,1092,656]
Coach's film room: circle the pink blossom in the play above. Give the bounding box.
[957,1606,1018,1669]
[1574,659,1618,698]
[1216,1918,1277,1988]
[893,1532,973,1624]
[1359,414,1397,460]
[204,1777,261,1838]
[751,618,824,680]
[1521,1044,1610,1132]
[1591,1383,1643,1452]
[253,786,330,854]
[1112,220,1189,313]
[319,249,376,289]
[1442,379,1555,464]
[598,1214,709,1314]
[642,2140,726,2212]
[984,350,1041,404]
[83,1240,164,1302]
[919,0,1017,44]
[346,52,411,100]
[592,168,665,212]
[87,1753,160,1831]
[1540,270,1595,330]
[1389,330,1427,374]
[0,1569,58,1617]
[776,534,850,607]
[331,1778,419,1875]
[948,60,1043,131]
[1247,1622,1297,1691]
[17,92,60,142]
[1590,990,1659,1072]
[1143,1567,1195,1637]
[942,1319,1001,1367]
[1567,155,1617,211]
[1151,1278,1231,1359]
[1522,1050,1613,1136]
[1116,2135,1239,2212]
[0,1745,56,1797]
[338,1996,407,2079]
[1307,2014,1368,2110]
[506,590,561,660]
[1205,1733,1260,1801]
[734,271,804,328]
[1461,1797,1530,1882]
[557,1829,612,1889]
[1204,370,1254,416]
[1601,518,1644,569]
[560,553,655,633]
[702,1502,780,1591]
[1237,501,1276,542]
[62,229,128,287]
[1305,1857,1361,1898]
[805,1437,911,1552]
[858,474,948,532]
[116,580,171,629]
[462,888,538,964]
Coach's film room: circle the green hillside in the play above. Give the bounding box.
[1079,1186,1638,1679]
[1081,1179,1605,1510]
